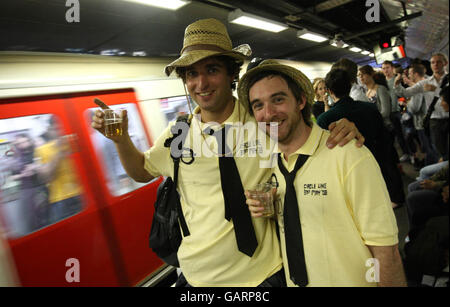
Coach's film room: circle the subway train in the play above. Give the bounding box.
[0,0,448,287]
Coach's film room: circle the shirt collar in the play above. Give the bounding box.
[276,123,324,159]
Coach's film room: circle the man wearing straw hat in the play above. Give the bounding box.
[240,60,406,287]
[92,18,362,287]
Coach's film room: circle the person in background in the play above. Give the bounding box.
[358,65,405,209]
[395,53,449,162]
[403,64,439,166]
[382,61,411,163]
[331,58,369,102]
[312,78,327,119]
[317,68,405,211]
[359,65,393,130]
[9,134,48,236]
[35,118,82,224]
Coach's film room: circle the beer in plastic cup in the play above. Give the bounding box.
[104,109,123,138]
[249,182,274,218]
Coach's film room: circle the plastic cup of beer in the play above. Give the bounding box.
[104,109,123,138]
[249,183,274,218]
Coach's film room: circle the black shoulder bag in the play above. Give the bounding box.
[149,115,191,267]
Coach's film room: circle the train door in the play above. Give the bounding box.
[0,96,122,286]
[65,89,165,286]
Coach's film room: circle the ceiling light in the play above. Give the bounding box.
[229,9,288,33]
[297,29,328,42]
[331,42,349,48]
[124,0,190,10]
[361,50,370,55]
[369,53,374,57]
[349,47,362,52]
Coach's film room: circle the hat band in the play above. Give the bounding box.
[182,44,228,55]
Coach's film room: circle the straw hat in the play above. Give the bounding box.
[237,59,315,108]
[164,18,252,76]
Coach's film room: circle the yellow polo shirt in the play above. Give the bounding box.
[275,124,398,287]
[144,100,282,287]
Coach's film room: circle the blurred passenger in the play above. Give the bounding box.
[91,18,363,287]
[9,134,48,236]
[382,61,411,162]
[395,53,449,162]
[312,78,327,119]
[35,118,82,224]
[331,58,369,102]
[239,60,406,287]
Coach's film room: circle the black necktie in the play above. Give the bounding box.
[278,153,309,286]
[205,125,258,257]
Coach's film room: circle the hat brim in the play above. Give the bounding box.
[237,61,315,110]
[165,50,246,76]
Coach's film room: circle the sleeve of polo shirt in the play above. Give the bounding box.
[143,123,174,179]
[342,149,399,246]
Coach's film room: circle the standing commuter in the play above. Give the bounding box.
[358,65,405,209]
[403,64,439,165]
[382,61,410,162]
[311,78,327,119]
[91,18,362,287]
[239,60,406,287]
[395,53,449,162]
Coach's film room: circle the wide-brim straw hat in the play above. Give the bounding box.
[237,59,314,108]
[164,18,252,76]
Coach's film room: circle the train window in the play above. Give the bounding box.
[143,95,194,141]
[160,96,194,124]
[87,103,150,196]
[0,114,84,238]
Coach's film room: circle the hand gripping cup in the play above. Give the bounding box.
[249,182,274,218]
[104,109,123,138]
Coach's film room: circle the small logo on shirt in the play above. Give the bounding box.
[303,183,328,196]
[238,140,263,156]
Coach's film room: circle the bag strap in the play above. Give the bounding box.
[170,115,191,237]
[425,96,439,120]
[424,74,449,122]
